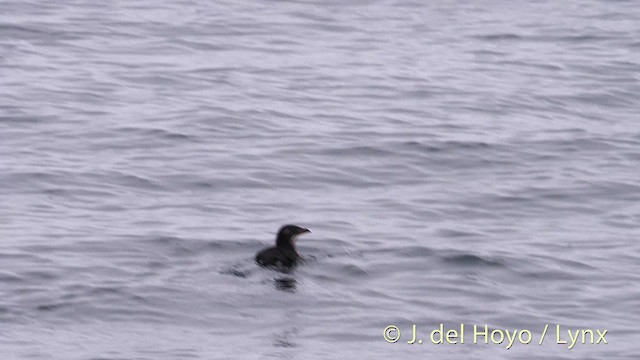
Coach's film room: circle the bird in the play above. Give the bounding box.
[255,225,310,268]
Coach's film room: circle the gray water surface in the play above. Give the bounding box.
[1,1,639,359]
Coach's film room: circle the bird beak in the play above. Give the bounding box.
[293,228,310,243]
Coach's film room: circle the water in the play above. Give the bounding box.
[1,0,639,359]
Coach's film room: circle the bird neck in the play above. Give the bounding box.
[276,234,296,251]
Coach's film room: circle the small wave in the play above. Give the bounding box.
[436,229,484,238]
[0,272,23,283]
[473,33,522,41]
[143,235,198,256]
[338,263,370,276]
[400,140,493,154]
[442,254,506,268]
[0,115,43,124]
[114,126,194,141]
[395,245,434,258]
[220,266,251,278]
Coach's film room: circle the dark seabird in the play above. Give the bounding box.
[255,225,310,268]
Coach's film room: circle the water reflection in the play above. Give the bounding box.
[274,277,297,293]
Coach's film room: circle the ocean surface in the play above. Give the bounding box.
[1,0,639,359]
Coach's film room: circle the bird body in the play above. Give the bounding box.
[255,225,310,268]
[255,246,299,267]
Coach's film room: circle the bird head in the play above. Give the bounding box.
[276,224,311,249]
